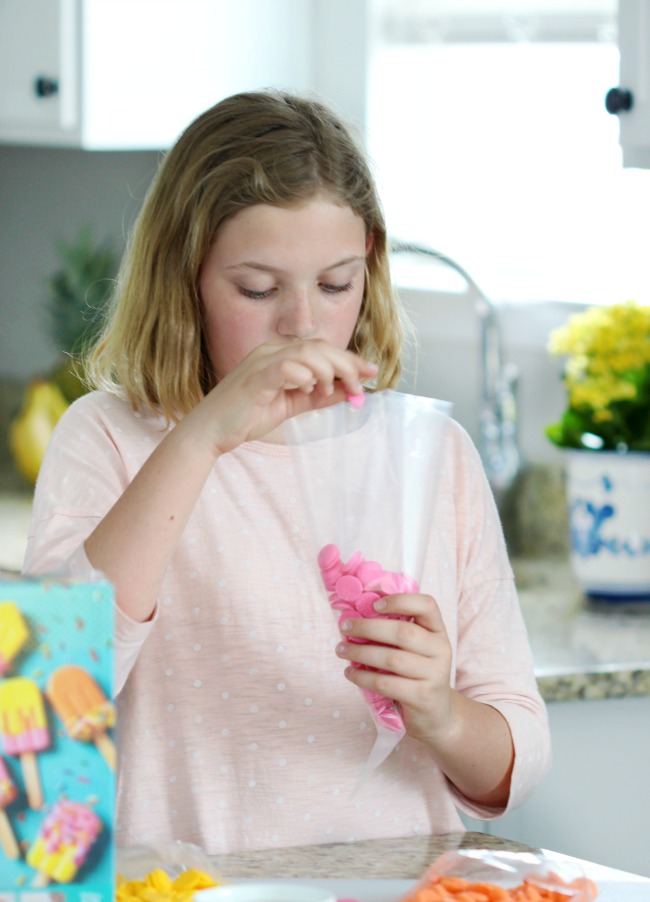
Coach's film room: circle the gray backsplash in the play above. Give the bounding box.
[0,377,33,495]
[501,462,570,558]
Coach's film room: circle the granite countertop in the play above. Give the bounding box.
[1,495,649,704]
[513,556,650,702]
[209,831,532,880]
[207,832,650,897]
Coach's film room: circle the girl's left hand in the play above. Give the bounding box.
[335,593,454,746]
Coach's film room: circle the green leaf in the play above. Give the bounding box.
[46,226,118,357]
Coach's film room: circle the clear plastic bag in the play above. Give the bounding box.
[117,841,222,881]
[284,389,452,782]
[398,848,598,901]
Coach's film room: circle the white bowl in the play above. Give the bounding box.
[194,883,337,902]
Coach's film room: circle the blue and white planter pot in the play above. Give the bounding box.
[566,450,650,601]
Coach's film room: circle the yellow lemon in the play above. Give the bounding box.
[9,380,69,484]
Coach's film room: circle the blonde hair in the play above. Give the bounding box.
[87,90,406,420]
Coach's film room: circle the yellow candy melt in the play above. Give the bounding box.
[173,870,219,891]
[146,870,174,891]
[117,868,221,902]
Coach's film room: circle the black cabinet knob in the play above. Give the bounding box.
[34,76,59,99]
[605,87,634,114]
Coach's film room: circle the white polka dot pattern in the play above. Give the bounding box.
[24,391,550,854]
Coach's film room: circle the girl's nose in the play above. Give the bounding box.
[277,292,318,339]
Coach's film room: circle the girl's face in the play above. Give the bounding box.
[199,194,368,381]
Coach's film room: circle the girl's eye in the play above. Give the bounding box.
[239,287,276,300]
[238,281,354,299]
[321,281,353,294]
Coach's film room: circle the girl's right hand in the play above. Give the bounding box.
[186,339,378,456]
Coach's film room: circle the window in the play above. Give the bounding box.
[367,0,650,305]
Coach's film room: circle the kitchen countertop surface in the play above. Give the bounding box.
[1,494,649,704]
[205,832,650,899]
[209,831,532,881]
[512,556,650,702]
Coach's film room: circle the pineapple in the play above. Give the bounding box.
[9,227,117,484]
[47,225,117,402]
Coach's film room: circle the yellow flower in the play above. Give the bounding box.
[548,301,650,373]
[546,300,650,450]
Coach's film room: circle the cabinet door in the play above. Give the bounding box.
[0,0,368,150]
[79,0,312,149]
[614,0,650,167]
[467,696,650,878]
[0,0,315,150]
[0,0,79,143]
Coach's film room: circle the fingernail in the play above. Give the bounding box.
[335,642,348,656]
[340,619,353,633]
[373,598,387,612]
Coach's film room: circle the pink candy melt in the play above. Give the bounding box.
[317,544,340,570]
[362,690,405,732]
[356,560,384,583]
[335,574,363,602]
[317,544,418,733]
[346,392,365,408]
[355,592,381,617]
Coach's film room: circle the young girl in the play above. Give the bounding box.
[23,90,550,854]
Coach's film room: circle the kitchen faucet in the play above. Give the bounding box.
[390,242,523,501]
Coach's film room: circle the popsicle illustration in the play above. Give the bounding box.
[27,799,102,885]
[46,665,116,770]
[0,756,20,860]
[0,600,29,674]
[0,676,49,810]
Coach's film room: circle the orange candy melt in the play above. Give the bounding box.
[401,871,598,902]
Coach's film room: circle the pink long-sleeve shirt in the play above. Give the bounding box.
[23,391,550,854]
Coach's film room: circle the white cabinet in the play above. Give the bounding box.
[462,695,650,878]
[608,0,650,168]
[0,0,370,150]
[0,0,65,138]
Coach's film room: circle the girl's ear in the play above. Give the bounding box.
[365,232,375,255]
